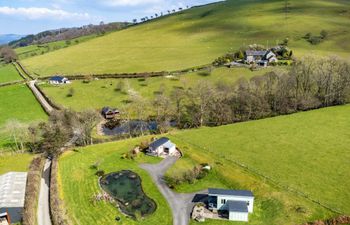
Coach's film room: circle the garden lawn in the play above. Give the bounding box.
[40,67,274,111]
[169,104,350,216]
[58,138,172,225]
[0,64,23,83]
[0,153,34,175]
[22,0,350,76]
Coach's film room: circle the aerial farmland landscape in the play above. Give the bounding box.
[0,0,349,225]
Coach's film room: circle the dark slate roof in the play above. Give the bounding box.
[227,200,248,213]
[245,50,267,56]
[208,188,254,197]
[149,137,170,149]
[102,107,118,114]
[49,76,65,82]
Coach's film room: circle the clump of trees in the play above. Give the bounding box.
[304,30,328,45]
[3,109,100,156]
[117,56,350,130]
[0,46,17,63]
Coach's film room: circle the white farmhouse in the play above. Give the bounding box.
[49,76,71,85]
[147,137,177,157]
[208,188,254,222]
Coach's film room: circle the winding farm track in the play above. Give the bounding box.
[140,157,207,225]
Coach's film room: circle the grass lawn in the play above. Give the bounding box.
[22,0,350,76]
[168,104,350,217]
[40,67,275,111]
[0,153,34,175]
[58,138,172,225]
[0,64,23,83]
[0,84,47,151]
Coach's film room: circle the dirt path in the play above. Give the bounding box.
[140,157,207,225]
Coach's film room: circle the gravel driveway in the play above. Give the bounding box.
[140,156,207,225]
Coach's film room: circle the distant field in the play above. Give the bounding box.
[0,84,47,151]
[40,67,275,111]
[0,64,23,83]
[15,34,97,60]
[59,138,172,225]
[22,0,350,76]
[170,105,350,215]
[0,153,34,175]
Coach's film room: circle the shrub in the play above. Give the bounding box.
[320,30,328,39]
[95,170,105,177]
[308,36,322,45]
[66,88,74,97]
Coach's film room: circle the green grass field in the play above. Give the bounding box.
[40,67,275,111]
[22,0,350,76]
[0,153,34,175]
[59,138,172,225]
[0,64,23,83]
[0,84,47,150]
[170,104,350,216]
[15,34,98,60]
[58,105,350,225]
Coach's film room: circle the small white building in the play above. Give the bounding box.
[208,188,254,222]
[147,137,177,157]
[49,76,71,85]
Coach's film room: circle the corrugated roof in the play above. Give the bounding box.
[227,200,248,213]
[0,172,27,208]
[208,188,254,197]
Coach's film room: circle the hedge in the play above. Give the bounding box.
[22,156,45,225]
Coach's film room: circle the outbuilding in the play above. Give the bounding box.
[49,76,71,85]
[101,107,119,119]
[208,188,254,222]
[0,172,27,223]
[147,137,177,157]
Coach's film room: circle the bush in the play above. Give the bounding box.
[320,30,328,39]
[308,36,322,45]
[95,170,105,177]
[66,88,74,97]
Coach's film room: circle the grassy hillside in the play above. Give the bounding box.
[15,34,97,60]
[22,0,350,76]
[171,104,350,215]
[0,64,23,83]
[40,67,274,111]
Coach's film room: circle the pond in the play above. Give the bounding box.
[100,170,156,218]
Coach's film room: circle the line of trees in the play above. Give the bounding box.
[119,56,350,132]
[135,6,190,24]
[2,109,100,155]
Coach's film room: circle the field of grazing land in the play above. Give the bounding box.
[0,64,23,83]
[169,104,350,217]
[0,84,47,150]
[40,67,275,111]
[22,0,350,76]
[15,34,97,60]
[0,153,34,175]
[58,138,172,225]
[57,106,350,225]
